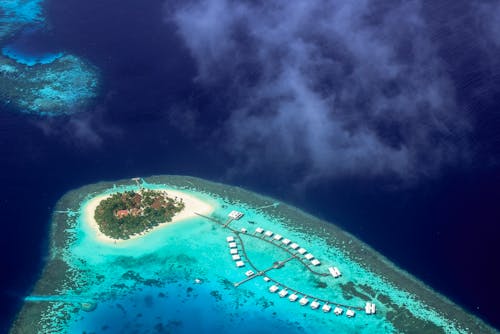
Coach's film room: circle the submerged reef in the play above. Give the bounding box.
[10,176,499,334]
[0,0,99,115]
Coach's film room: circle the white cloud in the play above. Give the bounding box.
[170,0,473,181]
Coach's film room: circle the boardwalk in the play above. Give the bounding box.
[195,213,366,312]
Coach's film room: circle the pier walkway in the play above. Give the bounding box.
[195,213,366,312]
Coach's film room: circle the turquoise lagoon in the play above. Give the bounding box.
[10,176,498,333]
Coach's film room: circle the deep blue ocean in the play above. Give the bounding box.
[1,0,500,332]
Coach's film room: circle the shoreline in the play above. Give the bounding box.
[82,188,215,244]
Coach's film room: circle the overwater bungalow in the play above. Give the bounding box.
[232,254,241,260]
[365,302,376,314]
[245,270,255,277]
[240,228,247,233]
[273,234,283,241]
[304,253,314,260]
[263,276,271,282]
[311,259,321,266]
[264,230,274,237]
[322,303,331,313]
[334,307,343,315]
[299,296,309,306]
[255,227,264,233]
[230,249,238,255]
[281,238,291,245]
[228,210,244,220]
[290,243,299,250]
[298,248,307,255]
[328,267,341,278]
[346,309,356,317]
[278,289,288,298]
[289,293,298,302]
[228,242,237,248]
[236,261,245,267]
[310,300,320,310]
[269,285,279,293]
[226,236,234,242]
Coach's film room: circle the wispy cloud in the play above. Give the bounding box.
[33,105,121,148]
[170,0,476,182]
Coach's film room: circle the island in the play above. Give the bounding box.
[94,190,185,240]
[10,176,499,334]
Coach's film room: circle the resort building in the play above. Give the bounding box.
[346,309,356,318]
[230,249,238,255]
[255,227,264,234]
[228,242,237,248]
[232,254,241,260]
[226,236,234,242]
[334,307,343,315]
[299,296,309,306]
[328,267,342,278]
[269,285,279,293]
[281,238,291,245]
[290,243,299,250]
[298,248,307,255]
[263,277,271,282]
[304,253,314,260]
[245,270,255,277]
[236,261,245,267]
[322,304,332,313]
[310,300,320,310]
[288,293,298,302]
[279,289,288,298]
[264,230,274,237]
[311,259,321,266]
[365,302,376,315]
[228,210,244,220]
[273,234,283,241]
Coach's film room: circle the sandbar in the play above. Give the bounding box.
[83,188,214,244]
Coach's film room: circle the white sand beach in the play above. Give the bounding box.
[83,188,215,244]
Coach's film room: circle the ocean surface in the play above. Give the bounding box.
[1,0,500,332]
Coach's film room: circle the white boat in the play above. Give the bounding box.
[278,289,288,298]
[245,270,255,277]
[334,307,343,315]
[310,300,320,309]
[288,293,298,302]
[269,285,279,293]
[346,309,355,318]
[322,304,331,313]
[299,297,309,306]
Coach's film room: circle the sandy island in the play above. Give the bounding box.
[83,188,215,244]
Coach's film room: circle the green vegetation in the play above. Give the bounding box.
[94,190,185,239]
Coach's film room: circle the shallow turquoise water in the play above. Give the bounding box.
[22,180,474,333]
